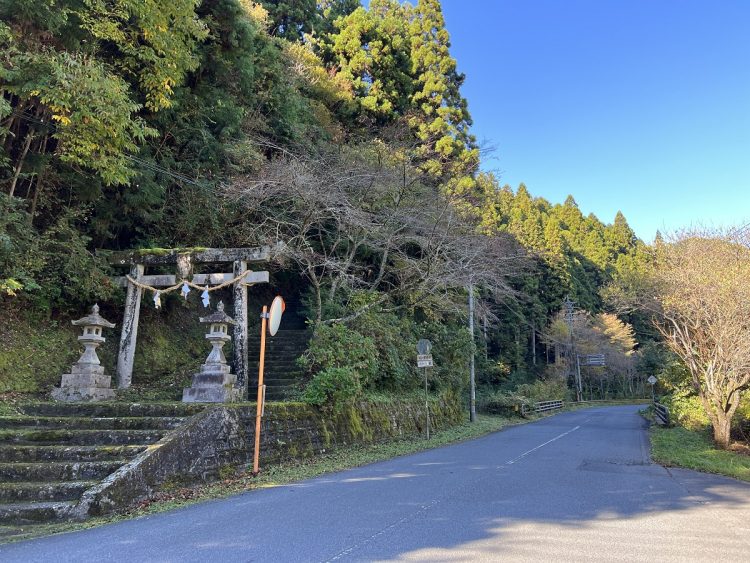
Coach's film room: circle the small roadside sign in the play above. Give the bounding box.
[417,354,433,368]
[647,375,658,385]
[417,339,432,355]
[584,354,606,367]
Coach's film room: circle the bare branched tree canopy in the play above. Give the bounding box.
[650,228,750,447]
[223,141,527,323]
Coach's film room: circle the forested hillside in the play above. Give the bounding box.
[1,0,650,403]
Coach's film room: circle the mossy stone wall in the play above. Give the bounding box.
[79,396,463,516]
[249,395,464,463]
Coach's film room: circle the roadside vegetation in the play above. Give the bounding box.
[650,425,750,483]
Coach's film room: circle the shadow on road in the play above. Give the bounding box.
[2,406,749,562]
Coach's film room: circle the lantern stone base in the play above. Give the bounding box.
[182,364,240,403]
[52,366,116,402]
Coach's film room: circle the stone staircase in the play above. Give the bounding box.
[246,296,310,401]
[248,329,311,401]
[0,402,203,540]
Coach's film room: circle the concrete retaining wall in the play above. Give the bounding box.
[77,396,463,516]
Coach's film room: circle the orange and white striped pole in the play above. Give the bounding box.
[252,305,268,476]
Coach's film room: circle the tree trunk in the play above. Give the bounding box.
[713,416,732,449]
[700,391,740,449]
[8,132,33,197]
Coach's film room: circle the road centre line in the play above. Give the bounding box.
[506,426,581,465]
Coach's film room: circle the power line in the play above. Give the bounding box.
[9,110,227,190]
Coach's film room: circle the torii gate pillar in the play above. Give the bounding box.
[117,264,144,389]
[233,260,249,397]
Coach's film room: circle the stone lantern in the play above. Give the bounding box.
[52,304,116,402]
[183,301,240,403]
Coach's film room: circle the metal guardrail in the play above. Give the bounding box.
[653,401,670,426]
[521,400,564,416]
[575,399,650,404]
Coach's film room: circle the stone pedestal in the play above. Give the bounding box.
[182,362,240,403]
[52,365,116,402]
[53,304,116,402]
[183,301,240,403]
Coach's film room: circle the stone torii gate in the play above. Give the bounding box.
[109,247,272,399]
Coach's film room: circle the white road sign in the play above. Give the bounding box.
[417,354,433,368]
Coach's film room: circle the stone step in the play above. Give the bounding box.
[248,365,303,373]
[0,444,147,463]
[250,328,309,335]
[248,370,302,378]
[0,461,125,482]
[250,330,308,337]
[0,416,184,431]
[250,364,303,374]
[251,380,301,393]
[0,501,75,525]
[265,384,300,392]
[265,390,298,401]
[0,481,95,503]
[250,372,303,379]
[249,353,305,360]
[18,403,205,418]
[252,384,303,393]
[249,334,309,341]
[248,340,309,349]
[249,358,304,365]
[248,353,305,360]
[265,381,301,388]
[249,338,309,345]
[249,339,308,346]
[0,429,165,446]
[250,354,303,360]
[261,377,303,385]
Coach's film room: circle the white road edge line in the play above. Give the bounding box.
[506,425,581,465]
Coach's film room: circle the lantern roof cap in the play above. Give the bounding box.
[71,304,116,328]
[199,301,236,325]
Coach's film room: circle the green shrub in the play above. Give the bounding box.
[350,293,416,390]
[477,389,529,417]
[302,366,362,406]
[661,390,710,431]
[299,323,378,387]
[516,377,569,402]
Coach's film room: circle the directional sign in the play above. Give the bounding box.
[583,354,606,367]
[647,375,658,385]
[417,354,434,368]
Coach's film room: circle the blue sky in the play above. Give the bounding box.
[438,0,750,242]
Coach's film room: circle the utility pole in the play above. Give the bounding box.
[468,282,476,422]
[563,296,582,402]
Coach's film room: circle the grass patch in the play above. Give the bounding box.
[650,425,750,482]
[1,414,518,544]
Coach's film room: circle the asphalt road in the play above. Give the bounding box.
[2,405,750,562]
